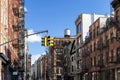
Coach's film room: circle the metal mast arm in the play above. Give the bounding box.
[25,30,48,37]
[0,30,48,46]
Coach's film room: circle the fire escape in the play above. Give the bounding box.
[18,0,25,79]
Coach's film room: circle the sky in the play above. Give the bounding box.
[25,0,111,64]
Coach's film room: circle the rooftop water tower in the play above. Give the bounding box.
[64,28,70,38]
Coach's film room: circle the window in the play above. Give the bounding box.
[93,29,95,38]
[77,61,80,69]
[97,41,99,50]
[116,31,120,40]
[56,48,63,53]
[111,50,114,62]
[64,48,68,54]
[92,43,94,52]
[77,37,82,45]
[88,46,90,53]
[100,39,103,49]
[4,46,8,57]
[110,32,114,43]
[77,49,81,57]
[116,10,119,21]
[78,36,82,45]
[94,42,96,51]
[56,68,59,74]
[91,58,92,67]
[60,40,63,45]
[117,48,120,63]
[117,69,120,80]
[98,56,100,66]
[74,55,76,60]
[57,55,62,61]
[79,49,82,57]
[101,54,104,66]
[106,51,109,64]
[72,65,74,72]
[77,23,82,33]
[94,57,96,66]
[105,35,108,46]
[2,65,4,80]
[111,69,115,80]
[90,45,92,52]
[90,32,92,39]
[97,26,99,36]
[56,62,61,67]
[71,56,74,61]
[1,2,8,29]
[105,35,108,40]
[56,41,60,45]
[77,49,79,57]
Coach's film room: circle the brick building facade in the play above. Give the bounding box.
[0,0,26,80]
[81,4,120,79]
[49,37,75,80]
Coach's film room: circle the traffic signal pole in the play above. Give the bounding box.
[0,30,48,46]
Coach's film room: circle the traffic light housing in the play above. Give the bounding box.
[47,36,54,46]
[41,36,47,46]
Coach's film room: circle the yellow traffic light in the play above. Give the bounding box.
[49,37,54,46]
[41,36,47,46]
[47,36,54,46]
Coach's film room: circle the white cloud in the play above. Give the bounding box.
[31,54,41,65]
[31,52,46,64]
[24,7,28,13]
[28,29,41,43]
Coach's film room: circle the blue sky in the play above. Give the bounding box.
[25,0,111,64]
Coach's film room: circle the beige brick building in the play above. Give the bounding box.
[49,36,75,80]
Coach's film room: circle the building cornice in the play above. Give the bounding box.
[111,0,120,10]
